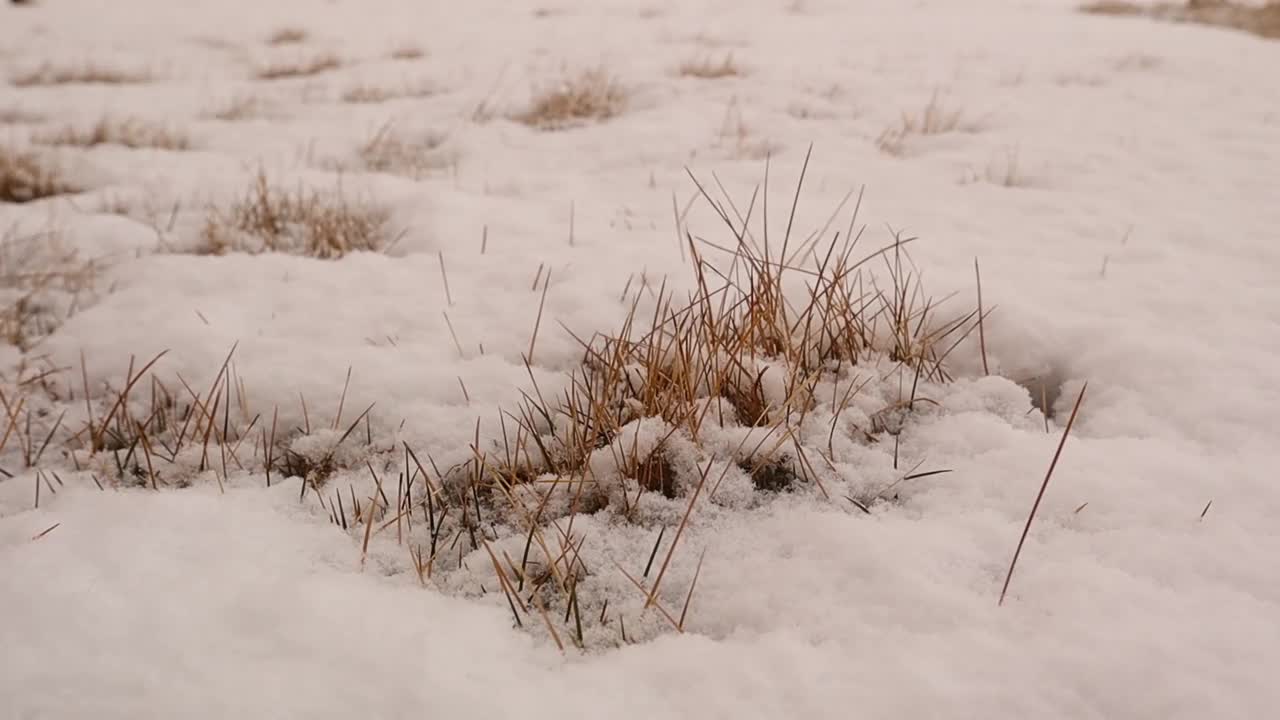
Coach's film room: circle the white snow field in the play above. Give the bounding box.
[2,0,1280,717]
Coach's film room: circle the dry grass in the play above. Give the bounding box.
[266,27,309,46]
[0,227,99,350]
[677,54,742,79]
[197,170,394,258]
[340,81,435,104]
[0,146,78,203]
[10,63,153,88]
[877,92,976,156]
[204,95,271,122]
[256,53,342,80]
[357,123,453,178]
[389,45,426,61]
[34,117,191,151]
[514,70,626,130]
[0,107,45,125]
[1083,1,1280,39]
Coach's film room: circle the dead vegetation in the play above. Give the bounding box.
[356,123,452,178]
[256,53,342,80]
[389,45,426,61]
[0,145,78,203]
[266,27,309,46]
[204,95,271,122]
[197,170,395,258]
[1082,1,1280,39]
[876,91,977,156]
[677,54,742,79]
[10,63,153,87]
[34,117,191,151]
[1,156,1007,650]
[0,227,99,350]
[340,81,435,104]
[0,107,45,125]
[514,70,626,130]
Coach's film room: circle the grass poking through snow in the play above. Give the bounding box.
[10,63,153,87]
[34,117,191,151]
[0,145,78,203]
[256,54,342,80]
[514,70,626,130]
[197,170,395,258]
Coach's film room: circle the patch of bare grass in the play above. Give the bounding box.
[0,227,99,350]
[256,53,342,80]
[877,91,977,156]
[0,146,78,203]
[11,63,153,88]
[514,69,626,131]
[389,45,426,61]
[677,53,742,79]
[266,27,309,46]
[197,170,395,258]
[204,95,271,122]
[357,123,452,178]
[1082,1,1280,39]
[35,117,191,151]
[340,81,435,104]
[0,107,45,125]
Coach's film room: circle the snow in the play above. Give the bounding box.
[3,0,1280,717]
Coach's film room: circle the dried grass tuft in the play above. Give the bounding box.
[266,27,309,46]
[35,117,191,151]
[340,81,435,104]
[678,54,742,79]
[11,63,153,87]
[197,170,394,259]
[1082,1,1280,39]
[877,91,975,156]
[514,70,626,130]
[357,123,452,178]
[389,45,426,61]
[256,53,342,80]
[0,145,78,203]
[0,227,99,350]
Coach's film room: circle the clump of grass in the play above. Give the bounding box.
[256,53,342,80]
[34,117,191,151]
[0,107,45,125]
[876,91,976,156]
[204,95,270,122]
[340,81,434,104]
[389,45,426,61]
[266,27,309,46]
[1082,1,1280,40]
[514,70,626,130]
[197,170,394,259]
[357,123,452,178]
[0,227,99,350]
[11,63,152,87]
[677,54,742,79]
[0,145,78,203]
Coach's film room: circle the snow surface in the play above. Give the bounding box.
[3,0,1280,717]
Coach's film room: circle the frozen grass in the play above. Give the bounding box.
[266,27,309,46]
[340,81,435,104]
[389,45,426,61]
[196,170,394,258]
[514,70,626,130]
[357,123,452,178]
[10,63,152,87]
[203,95,270,122]
[877,91,976,156]
[0,107,45,125]
[255,53,342,80]
[1083,1,1280,39]
[677,54,742,79]
[0,227,99,351]
[0,145,77,203]
[34,117,191,151]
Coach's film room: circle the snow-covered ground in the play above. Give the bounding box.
[2,0,1279,717]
